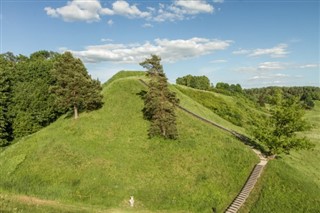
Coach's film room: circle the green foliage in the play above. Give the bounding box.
[250,92,314,155]
[0,56,13,146]
[50,52,103,119]
[176,75,210,90]
[175,85,263,127]
[0,50,103,143]
[140,55,179,139]
[0,76,258,212]
[215,82,243,95]
[10,53,59,138]
[245,86,320,108]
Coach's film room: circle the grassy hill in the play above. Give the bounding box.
[0,72,258,212]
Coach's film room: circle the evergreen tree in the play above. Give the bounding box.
[250,91,314,156]
[140,55,179,139]
[50,52,103,119]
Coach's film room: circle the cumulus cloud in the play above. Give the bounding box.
[67,37,232,63]
[153,0,214,22]
[45,0,217,23]
[45,0,150,22]
[112,0,151,18]
[232,44,289,58]
[174,0,214,14]
[45,0,102,22]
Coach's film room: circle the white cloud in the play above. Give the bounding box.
[249,73,289,81]
[236,62,289,73]
[112,0,151,18]
[258,62,286,70]
[232,49,250,55]
[233,44,289,58]
[142,23,154,28]
[101,38,113,42]
[300,64,319,69]
[67,37,232,63]
[45,0,102,22]
[153,0,214,22]
[45,0,150,22]
[45,0,218,23]
[174,0,214,14]
[107,19,114,26]
[210,59,227,63]
[250,44,289,58]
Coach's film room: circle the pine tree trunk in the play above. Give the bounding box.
[74,105,79,119]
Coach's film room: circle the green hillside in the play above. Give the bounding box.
[0,72,258,212]
[174,84,266,128]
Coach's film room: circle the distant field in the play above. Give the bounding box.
[0,73,258,212]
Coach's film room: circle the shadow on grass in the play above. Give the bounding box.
[231,131,269,156]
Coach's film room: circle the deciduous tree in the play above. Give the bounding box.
[0,56,13,146]
[250,90,314,156]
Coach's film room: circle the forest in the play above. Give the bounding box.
[0,51,103,146]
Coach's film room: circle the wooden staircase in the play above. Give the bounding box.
[225,160,267,213]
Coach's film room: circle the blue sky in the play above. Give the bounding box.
[1,0,319,88]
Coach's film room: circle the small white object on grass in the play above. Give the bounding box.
[129,196,134,207]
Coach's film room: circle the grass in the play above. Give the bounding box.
[0,73,258,212]
[103,70,146,87]
[174,85,266,128]
[239,101,320,213]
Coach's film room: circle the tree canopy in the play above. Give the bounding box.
[0,50,103,146]
[250,90,314,156]
[50,52,103,119]
[176,75,210,90]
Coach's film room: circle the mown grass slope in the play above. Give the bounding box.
[0,72,258,212]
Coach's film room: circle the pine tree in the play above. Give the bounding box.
[140,55,179,139]
[50,52,103,119]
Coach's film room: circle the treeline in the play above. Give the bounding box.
[0,51,103,146]
[244,86,320,109]
[176,74,243,95]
